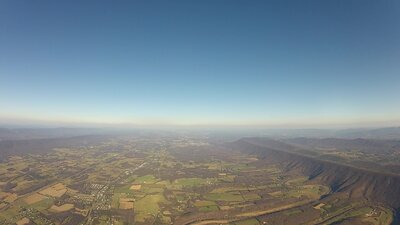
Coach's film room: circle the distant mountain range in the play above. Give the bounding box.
[334,127,400,139]
[256,127,400,140]
[0,127,108,141]
[1,126,400,142]
[285,137,400,154]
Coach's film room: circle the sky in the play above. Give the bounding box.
[0,0,399,128]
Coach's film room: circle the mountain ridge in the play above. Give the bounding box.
[230,137,400,212]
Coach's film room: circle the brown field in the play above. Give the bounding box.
[191,219,230,225]
[16,218,30,225]
[268,191,282,197]
[3,193,18,203]
[119,198,134,209]
[237,200,311,217]
[0,192,8,200]
[75,207,89,217]
[313,203,325,210]
[130,184,142,190]
[0,203,7,210]
[49,203,74,212]
[39,183,67,197]
[24,193,46,205]
[66,188,79,195]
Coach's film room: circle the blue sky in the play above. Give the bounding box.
[0,0,399,127]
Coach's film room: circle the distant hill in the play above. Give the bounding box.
[285,137,400,154]
[253,127,400,140]
[334,127,400,139]
[0,127,104,141]
[0,135,110,161]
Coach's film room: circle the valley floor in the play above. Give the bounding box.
[0,137,394,225]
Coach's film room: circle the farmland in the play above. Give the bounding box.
[0,136,395,225]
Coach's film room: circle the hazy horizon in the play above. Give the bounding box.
[1,117,399,130]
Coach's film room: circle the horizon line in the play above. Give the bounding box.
[0,116,399,130]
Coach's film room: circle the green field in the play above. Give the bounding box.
[242,193,261,201]
[199,205,219,212]
[134,194,167,222]
[143,187,164,194]
[114,184,133,193]
[204,192,244,202]
[29,197,54,211]
[193,200,217,207]
[134,175,158,184]
[173,178,213,187]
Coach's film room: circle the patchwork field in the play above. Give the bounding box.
[0,137,395,225]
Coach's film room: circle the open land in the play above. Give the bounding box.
[0,135,396,225]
